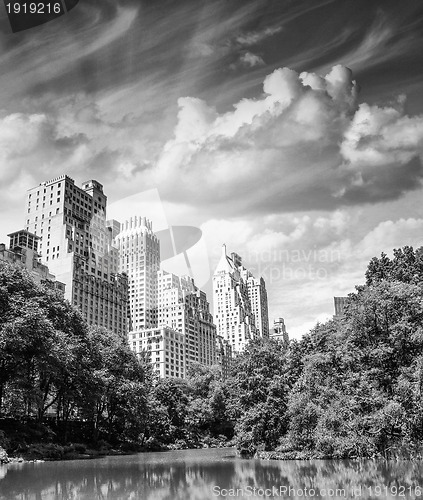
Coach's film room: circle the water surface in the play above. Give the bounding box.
[1,448,422,499]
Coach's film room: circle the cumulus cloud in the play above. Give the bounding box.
[341,102,423,166]
[155,64,423,214]
[0,111,86,185]
[0,93,161,220]
[354,218,423,260]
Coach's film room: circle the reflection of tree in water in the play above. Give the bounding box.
[1,452,423,499]
[0,451,238,500]
[225,459,423,499]
[244,460,423,499]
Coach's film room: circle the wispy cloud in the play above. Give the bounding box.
[336,14,413,71]
[236,26,282,47]
[1,0,423,335]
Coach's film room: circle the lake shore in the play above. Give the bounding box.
[1,440,233,464]
[255,450,331,460]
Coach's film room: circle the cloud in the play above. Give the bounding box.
[0,93,162,218]
[238,52,265,68]
[236,26,282,46]
[202,208,423,339]
[155,65,423,215]
[341,102,423,166]
[0,111,86,184]
[354,217,423,260]
[0,4,139,103]
[337,14,415,72]
[288,313,333,339]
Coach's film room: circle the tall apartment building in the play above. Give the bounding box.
[269,318,289,346]
[0,229,65,293]
[158,270,216,370]
[216,335,232,380]
[334,296,348,318]
[114,216,160,331]
[129,326,186,379]
[240,269,269,338]
[24,175,128,336]
[213,245,258,354]
[127,268,218,378]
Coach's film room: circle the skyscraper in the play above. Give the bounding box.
[114,216,160,331]
[240,269,270,338]
[269,318,289,347]
[213,245,259,354]
[24,175,128,336]
[158,269,216,371]
[216,335,232,379]
[126,267,217,378]
[1,229,65,293]
[130,326,186,379]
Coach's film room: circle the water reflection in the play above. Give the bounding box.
[0,449,422,499]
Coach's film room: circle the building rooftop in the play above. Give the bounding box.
[214,244,234,274]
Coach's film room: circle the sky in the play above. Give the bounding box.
[1,0,423,338]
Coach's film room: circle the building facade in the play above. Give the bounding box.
[241,269,269,338]
[334,296,348,318]
[158,270,217,371]
[130,326,186,379]
[0,230,65,292]
[213,245,258,354]
[216,335,232,380]
[269,317,289,346]
[24,175,128,336]
[115,216,160,331]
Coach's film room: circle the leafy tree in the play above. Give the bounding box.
[227,339,289,454]
[284,279,423,458]
[81,326,149,443]
[151,378,189,444]
[366,246,423,285]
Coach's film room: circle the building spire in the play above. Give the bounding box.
[214,243,233,274]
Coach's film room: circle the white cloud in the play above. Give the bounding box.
[239,52,265,68]
[354,218,423,260]
[340,101,423,167]
[288,313,333,340]
[202,212,423,340]
[155,64,423,215]
[236,26,282,46]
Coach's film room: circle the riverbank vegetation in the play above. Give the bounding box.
[0,262,233,460]
[1,245,423,460]
[235,246,423,459]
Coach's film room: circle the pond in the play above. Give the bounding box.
[0,448,422,499]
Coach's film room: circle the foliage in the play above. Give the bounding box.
[0,261,153,450]
[3,245,423,460]
[226,339,289,454]
[283,273,423,458]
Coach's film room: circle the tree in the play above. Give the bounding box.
[366,246,423,285]
[151,378,189,444]
[284,279,423,458]
[227,339,289,454]
[81,326,149,444]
